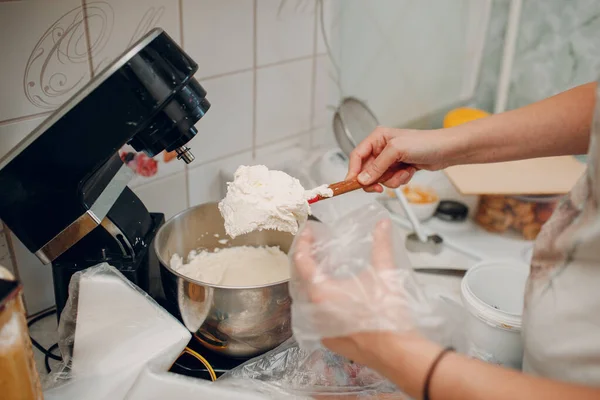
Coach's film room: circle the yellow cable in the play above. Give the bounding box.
[182,347,217,381]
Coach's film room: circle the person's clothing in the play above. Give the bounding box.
[523,81,600,384]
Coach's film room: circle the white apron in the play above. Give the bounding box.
[522,81,600,385]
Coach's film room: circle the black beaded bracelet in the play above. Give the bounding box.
[423,347,455,400]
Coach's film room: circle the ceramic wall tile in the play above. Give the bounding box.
[0,116,47,160]
[310,126,337,150]
[0,0,91,122]
[86,0,181,73]
[132,171,188,220]
[256,0,315,66]
[188,71,254,164]
[316,0,341,56]
[336,0,482,127]
[254,131,310,165]
[9,230,55,315]
[313,55,340,128]
[256,59,313,145]
[187,151,253,206]
[181,0,254,79]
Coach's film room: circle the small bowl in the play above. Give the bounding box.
[384,185,440,221]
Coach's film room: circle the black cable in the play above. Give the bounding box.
[27,307,58,328]
[30,336,62,361]
[27,307,63,362]
[44,343,59,374]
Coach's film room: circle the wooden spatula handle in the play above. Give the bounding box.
[308,164,414,203]
[329,178,363,196]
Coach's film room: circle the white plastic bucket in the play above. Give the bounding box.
[461,260,529,369]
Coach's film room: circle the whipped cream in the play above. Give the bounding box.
[218,165,333,238]
[170,246,289,287]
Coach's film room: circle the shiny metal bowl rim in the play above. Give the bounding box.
[154,202,292,290]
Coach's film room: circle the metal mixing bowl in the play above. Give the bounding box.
[154,202,294,358]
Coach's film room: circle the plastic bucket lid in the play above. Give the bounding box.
[461,260,529,330]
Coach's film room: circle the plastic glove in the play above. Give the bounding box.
[289,205,440,354]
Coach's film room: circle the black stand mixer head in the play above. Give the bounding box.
[0,28,211,317]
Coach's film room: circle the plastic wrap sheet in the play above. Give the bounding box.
[219,338,408,399]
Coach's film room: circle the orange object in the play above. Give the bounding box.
[401,185,438,204]
[443,107,490,128]
[0,267,43,400]
[163,150,178,163]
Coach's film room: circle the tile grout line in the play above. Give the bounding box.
[251,0,258,160]
[179,0,191,209]
[308,0,320,149]
[196,52,317,83]
[81,0,95,79]
[256,53,315,70]
[0,112,52,127]
[134,125,324,191]
[196,52,327,81]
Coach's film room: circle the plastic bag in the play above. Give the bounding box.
[217,204,460,399]
[289,203,453,350]
[42,263,271,400]
[219,338,408,399]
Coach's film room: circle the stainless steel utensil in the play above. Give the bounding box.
[333,97,379,158]
[155,202,294,359]
[413,267,467,277]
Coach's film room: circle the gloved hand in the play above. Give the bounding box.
[289,205,439,360]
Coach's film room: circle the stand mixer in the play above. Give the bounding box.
[0,29,211,317]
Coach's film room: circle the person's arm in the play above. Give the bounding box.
[349,82,596,188]
[358,333,600,400]
[447,82,596,165]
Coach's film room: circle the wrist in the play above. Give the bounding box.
[354,331,444,397]
[432,126,476,168]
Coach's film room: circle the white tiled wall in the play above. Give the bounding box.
[335,0,491,128]
[0,0,339,314]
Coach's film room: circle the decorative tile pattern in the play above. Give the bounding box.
[0,0,91,121]
[86,0,181,73]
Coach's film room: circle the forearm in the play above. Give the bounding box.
[444,82,596,166]
[364,334,600,400]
